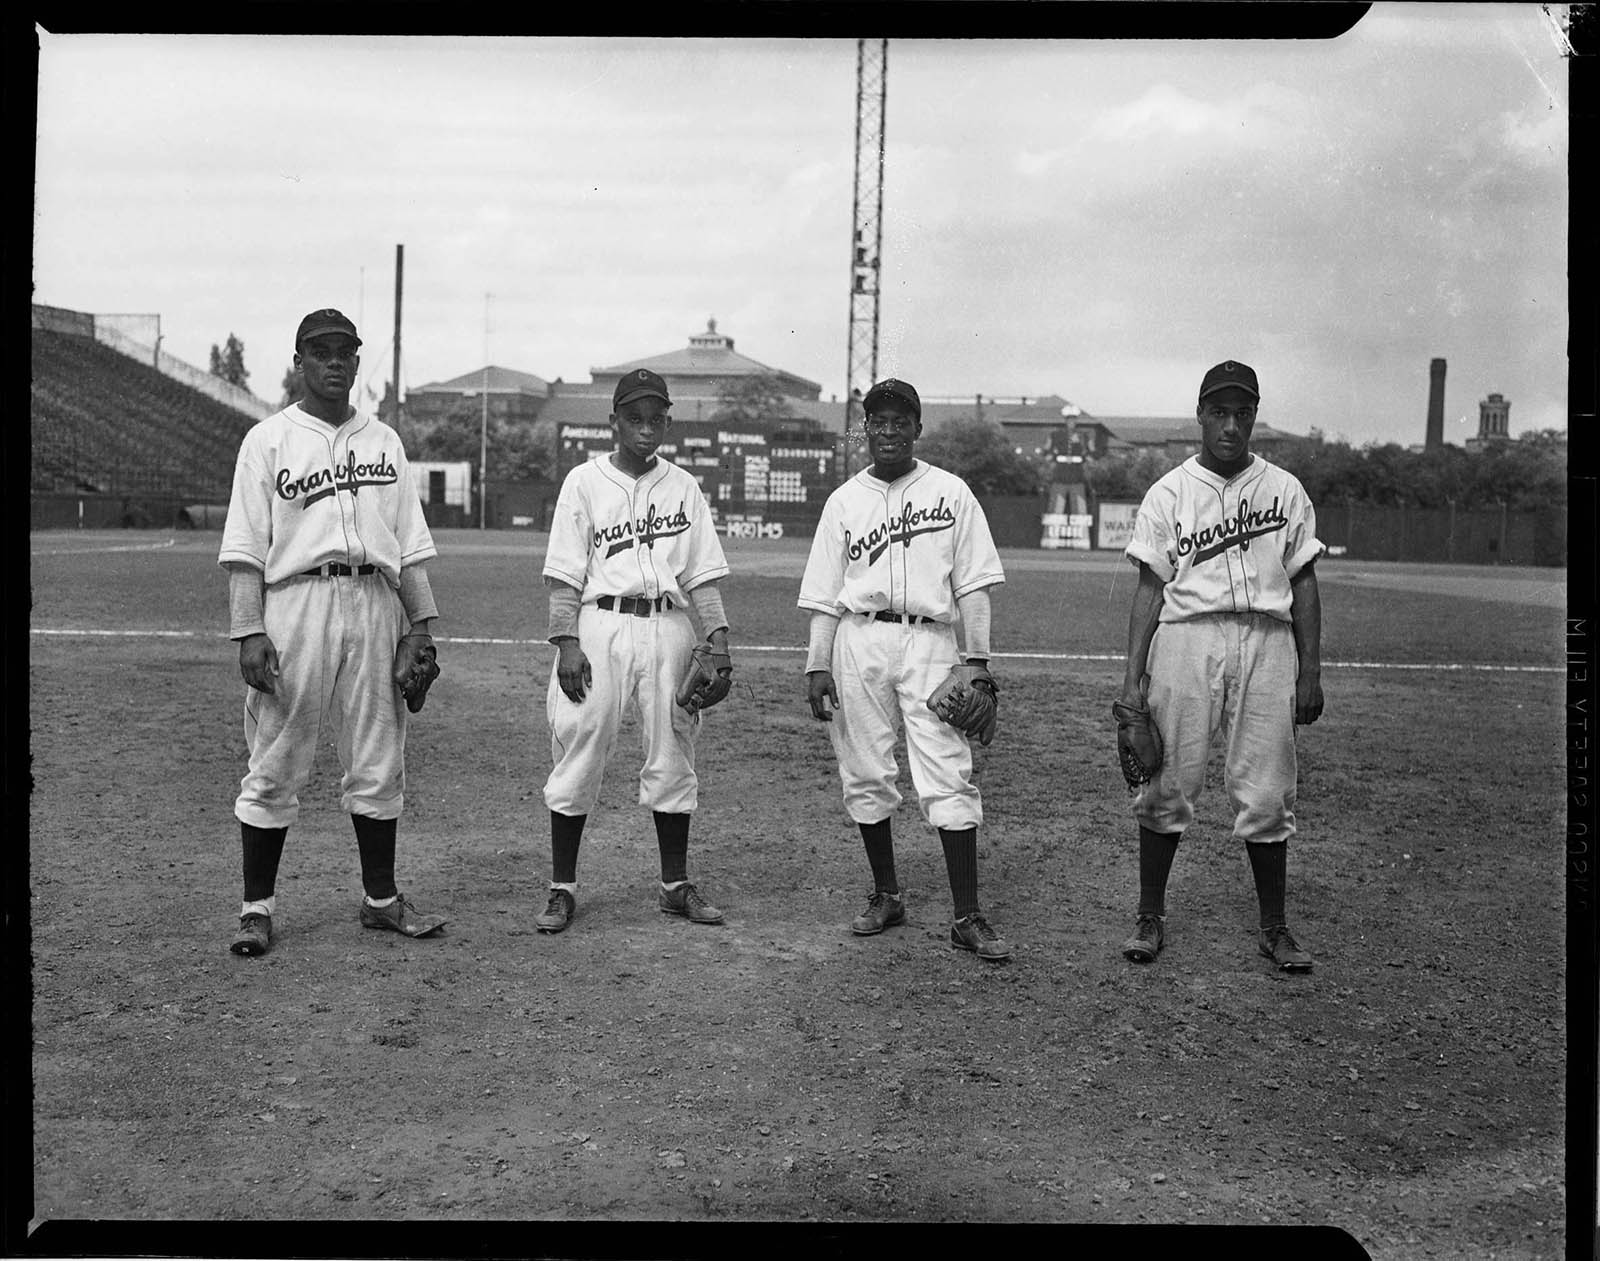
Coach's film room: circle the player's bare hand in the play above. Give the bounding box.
[239,633,281,694]
[807,670,839,721]
[557,638,592,703]
[1295,670,1324,725]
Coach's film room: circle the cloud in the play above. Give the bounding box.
[1086,82,1307,150]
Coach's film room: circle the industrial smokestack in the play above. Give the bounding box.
[1425,357,1446,450]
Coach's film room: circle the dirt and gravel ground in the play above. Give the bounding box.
[21,532,1569,1257]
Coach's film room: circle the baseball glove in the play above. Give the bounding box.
[675,641,733,714]
[1112,698,1163,792]
[393,632,440,713]
[926,663,999,747]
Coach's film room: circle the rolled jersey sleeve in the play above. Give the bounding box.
[1124,486,1177,581]
[797,497,847,615]
[1282,480,1327,578]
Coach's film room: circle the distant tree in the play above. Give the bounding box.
[1083,449,1181,502]
[279,362,307,408]
[411,402,557,482]
[710,373,798,426]
[916,415,1046,496]
[209,334,249,388]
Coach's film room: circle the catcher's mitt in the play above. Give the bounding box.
[926,663,999,747]
[675,641,733,714]
[394,632,440,713]
[1112,698,1163,792]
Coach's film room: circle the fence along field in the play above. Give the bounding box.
[26,531,1566,1250]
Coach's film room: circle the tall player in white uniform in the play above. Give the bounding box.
[534,368,734,934]
[1117,360,1325,971]
[800,378,1013,961]
[218,309,446,957]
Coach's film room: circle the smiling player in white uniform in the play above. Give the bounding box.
[800,377,1013,961]
[1116,360,1326,972]
[218,308,446,957]
[533,368,734,934]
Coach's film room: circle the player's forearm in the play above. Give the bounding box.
[1290,566,1323,674]
[398,562,440,630]
[806,611,841,674]
[687,581,729,643]
[1121,566,1166,701]
[954,588,992,663]
[545,579,582,642]
[226,562,267,640]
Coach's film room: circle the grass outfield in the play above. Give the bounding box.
[24,529,1568,1246]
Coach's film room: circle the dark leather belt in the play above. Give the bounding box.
[872,610,936,626]
[597,594,669,617]
[303,563,376,577]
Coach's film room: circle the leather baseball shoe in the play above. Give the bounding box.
[852,889,906,935]
[950,912,1013,961]
[359,894,447,938]
[1259,923,1313,972]
[1122,914,1166,963]
[658,881,724,924]
[230,912,271,956]
[535,888,576,934]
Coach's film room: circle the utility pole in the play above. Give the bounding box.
[392,245,404,435]
[843,37,887,479]
[480,293,491,530]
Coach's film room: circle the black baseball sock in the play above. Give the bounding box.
[654,811,690,884]
[240,823,287,903]
[1246,841,1288,928]
[551,811,586,884]
[1138,826,1180,917]
[352,814,398,901]
[858,819,899,895]
[938,826,980,920]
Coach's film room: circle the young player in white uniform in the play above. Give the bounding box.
[800,378,1014,961]
[1117,360,1325,971]
[218,309,446,957]
[534,368,735,934]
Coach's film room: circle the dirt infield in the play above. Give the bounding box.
[23,531,1567,1255]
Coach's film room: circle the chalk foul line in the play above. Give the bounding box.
[27,628,1562,673]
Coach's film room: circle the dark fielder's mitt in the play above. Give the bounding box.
[675,641,733,714]
[394,633,440,713]
[926,663,999,746]
[1112,698,1163,792]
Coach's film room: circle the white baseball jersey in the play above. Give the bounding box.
[798,461,1005,619]
[218,404,436,586]
[1125,455,1324,623]
[543,456,729,601]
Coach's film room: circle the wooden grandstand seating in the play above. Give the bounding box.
[31,328,261,497]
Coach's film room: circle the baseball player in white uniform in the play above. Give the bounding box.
[1116,360,1325,971]
[800,377,1014,961]
[534,368,734,934]
[218,309,446,957]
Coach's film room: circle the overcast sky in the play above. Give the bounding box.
[32,6,1569,447]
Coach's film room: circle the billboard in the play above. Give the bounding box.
[1096,501,1140,551]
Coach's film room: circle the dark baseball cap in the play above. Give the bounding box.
[296,308,362,348]
[863,377,921,418]
[613,368,671,409]
[1198,360,1260,401]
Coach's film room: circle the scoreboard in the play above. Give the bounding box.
[558,418,843,536]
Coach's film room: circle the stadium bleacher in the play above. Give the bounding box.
[31,327,260,499]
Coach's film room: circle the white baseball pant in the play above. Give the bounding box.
[543,603,700,816]
[1135,612,1300,845]
[828,614,983,830]
[235,573,409,828]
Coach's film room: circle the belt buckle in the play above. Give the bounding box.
[634,599,651,618]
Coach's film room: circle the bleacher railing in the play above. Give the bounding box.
[91,320,273,420]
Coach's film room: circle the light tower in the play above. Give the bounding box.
[843,38,887,476]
